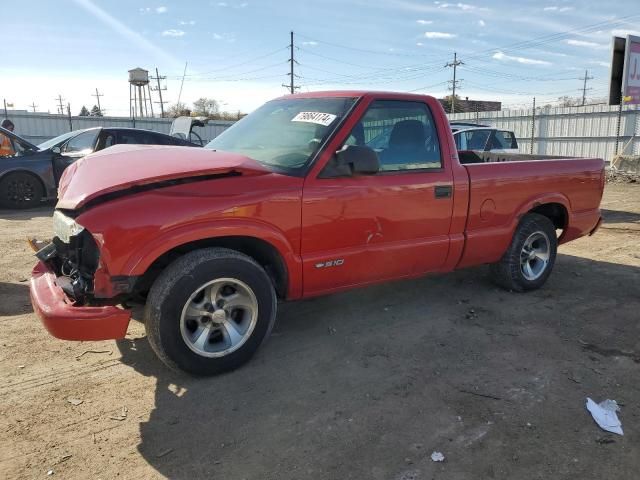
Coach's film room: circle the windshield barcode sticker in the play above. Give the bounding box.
[291,112,337,126]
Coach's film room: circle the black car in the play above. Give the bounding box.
[0,126,199,209]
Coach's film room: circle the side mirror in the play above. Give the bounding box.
[51,146,61,154]
[335,145,379,175]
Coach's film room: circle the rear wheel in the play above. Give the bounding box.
[144,248,277,375]
[490,213,557,292]
[0,172,44,209]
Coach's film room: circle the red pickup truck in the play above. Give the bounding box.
[30,91,604,375]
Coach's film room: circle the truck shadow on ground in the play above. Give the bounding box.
[0,281,31,316]
[116,254,640,480]
[601,208,640,224]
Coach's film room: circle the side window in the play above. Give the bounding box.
[63,130,99,154]
[453,131,464,150]
[349,100,441,172]
[491,130,516,149]
[465,130,491,150]
[117,131,155,145]
[369,101,440,171]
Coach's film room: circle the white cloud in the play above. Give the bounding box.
[477,19,485,27]
[416,41,424,46]
[156,6,167,13]
[424,31,457,39]
[543,5,573,12]
[217,1,248,7]
[73,0,179,67]
[416,19,433,25]
[179,20,196,25]
[302,41,318,46]
[437,2,489,12]
[589,60,610,68]
[566,39,606,49]
[139,7,151,13]
[162,29,185,37]
[493,51,551,66]
[213,33,223,40]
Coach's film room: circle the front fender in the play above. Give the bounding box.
[120,219,303,298]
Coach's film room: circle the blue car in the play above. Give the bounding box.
[0,126,199,209]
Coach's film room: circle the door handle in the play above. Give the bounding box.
[434,185,452,199]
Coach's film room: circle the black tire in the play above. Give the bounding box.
[144,248,277,375]
[0,172,44,209]
[490,213,558,292]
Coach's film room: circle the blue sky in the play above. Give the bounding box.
[2,0,639,115]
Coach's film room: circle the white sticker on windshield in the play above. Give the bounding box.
[291,111,337,126]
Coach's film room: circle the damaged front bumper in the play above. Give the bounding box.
[30,261,131,341]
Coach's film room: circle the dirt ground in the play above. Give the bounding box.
[1,184,639,480]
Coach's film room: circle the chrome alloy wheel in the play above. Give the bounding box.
[180,278,258,357]
[520,231,551,281]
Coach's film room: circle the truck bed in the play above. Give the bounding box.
[457,155,604,268]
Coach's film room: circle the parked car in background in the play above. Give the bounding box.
[0,126,199,209]
[450,122,519,154]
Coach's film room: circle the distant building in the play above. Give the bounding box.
[438,97,501,114]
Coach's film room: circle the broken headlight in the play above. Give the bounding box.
[53,210,85,243]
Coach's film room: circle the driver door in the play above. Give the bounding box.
[301,99,454,296]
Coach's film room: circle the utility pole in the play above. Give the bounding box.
[66,103,73,131]
[579,69,594,106]
[56,95,65,115]
[445,52,464,114]
[530,97,536,155]
[615,89,624,155]
[282,31,299,94]
[92,88,104,115]
[29,102,38,113]
[151,67,168,117]
[177,62,188,107]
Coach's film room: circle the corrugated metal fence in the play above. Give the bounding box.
[5,111,234,145]
[5,105,640,162]
[449,104,640,161]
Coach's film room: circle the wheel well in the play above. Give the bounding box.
[0,170,46,195]
[134,236,289,300]
[529,203,568,232]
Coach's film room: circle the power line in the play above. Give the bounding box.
[445,52,464,114]
[579,69,594,106]
[178,46,288,78]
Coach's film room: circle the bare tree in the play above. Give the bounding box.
[167,102,191,118]
[192,98,221,117]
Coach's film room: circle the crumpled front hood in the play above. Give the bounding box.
[57,144,270,210]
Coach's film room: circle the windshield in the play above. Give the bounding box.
[37,130,89,151]
[205,97,356,174]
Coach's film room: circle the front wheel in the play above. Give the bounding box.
[144,248,277,375]
[0,172,44,209]
[490,213,558,292]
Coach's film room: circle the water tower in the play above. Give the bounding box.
[129,67,154,118]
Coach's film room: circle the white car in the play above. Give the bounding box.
[450,122,519,154]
